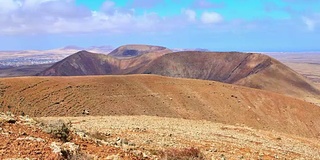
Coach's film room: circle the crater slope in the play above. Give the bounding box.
[37,50,320,104]
[143,51,320,103]
[1,75,320,139]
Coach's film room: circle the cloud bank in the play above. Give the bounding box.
[0,0,319,51]
[0,0,226,35]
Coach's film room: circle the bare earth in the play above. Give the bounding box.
[267,52,320,86]
[2,75,320,138]
[284,62,320,84]
[38,115,320,159]
[3,112,320,159]
[1,51,320,159]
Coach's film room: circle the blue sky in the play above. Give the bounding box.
[0,0,319,51]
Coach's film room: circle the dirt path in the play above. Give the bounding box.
[39,115,320,159]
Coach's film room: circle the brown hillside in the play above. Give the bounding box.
[143,51,320,102]
[37,49,170,76]
[1,75,320,138]
[37,51,320,104]
[36,51,118,76]
[108,44,171,58]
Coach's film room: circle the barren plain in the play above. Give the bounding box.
[268,52,320,86]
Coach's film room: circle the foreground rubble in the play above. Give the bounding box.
[39,115,320,159]
[1,112,320,159]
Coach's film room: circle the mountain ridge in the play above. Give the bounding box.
[36,47,320,104]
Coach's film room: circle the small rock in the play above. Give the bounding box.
[82,110,90,115]
[144,139,153,144]
[220,154,227,160]
[128,142,136,146]
[122,138,129,145]
[7,118,17,124]
[75,131,87,139]
[21,132,28,136]
[115,137,128,146]
[50,142,62,154]
[106,154,120,160]
[61,142,80,155]
[17,136,45,142]
[211,148,218,152]
[6,111,14,117]
[19,115,37,125]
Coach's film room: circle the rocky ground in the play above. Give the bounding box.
[38,116,320,160]
[2,111,320,159]
[0,112,151,159]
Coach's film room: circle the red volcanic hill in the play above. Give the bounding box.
[37,51,117,76]
[37,49,320,103]
[37,45,172,76]
[143,51,320,100]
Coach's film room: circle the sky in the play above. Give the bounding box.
[0,0,319,52]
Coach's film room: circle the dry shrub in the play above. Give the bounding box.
[162,147,204,160]
[46,120,72,142]
[62,151,93,160]
[89,131,110,141]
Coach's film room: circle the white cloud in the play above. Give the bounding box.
[0,0,20,14]
[201,11,223,24]
[0,0,165,35]
[183,9,196,22]
[303,17,317,31]
[0,0,227,35]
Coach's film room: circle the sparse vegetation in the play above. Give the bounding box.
[161,147,204,160]
[89,131,111,141]
[60,146,93,160]
[46,120,72,142]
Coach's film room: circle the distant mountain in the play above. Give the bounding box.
[109,44,171,58]
[37,48,320,104]
[37,44,172,76]
[171,48,210,52]
[37,51,118,76]
[87,45,114,53]
[62,45,84,50]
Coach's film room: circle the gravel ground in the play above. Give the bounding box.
[39,115,320,159]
